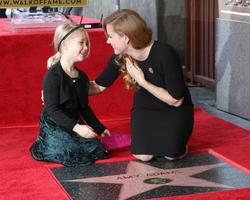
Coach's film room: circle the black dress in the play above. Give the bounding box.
[95,41,194,157]
[30,62,108,167]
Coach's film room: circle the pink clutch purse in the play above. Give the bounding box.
[101,131,131,150]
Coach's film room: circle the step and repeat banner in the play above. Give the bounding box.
[0,0,87,8]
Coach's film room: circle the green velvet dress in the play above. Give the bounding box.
[30,112,108,167]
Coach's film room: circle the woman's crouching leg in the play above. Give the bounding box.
[132,154,153,162]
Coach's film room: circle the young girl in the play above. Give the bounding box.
[30,22,110,167]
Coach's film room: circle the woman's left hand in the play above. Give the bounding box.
[126,58,145,86]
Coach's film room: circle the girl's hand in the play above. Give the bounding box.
[100,129,111,137]
[73,124,98,138]
[41,90,44,105]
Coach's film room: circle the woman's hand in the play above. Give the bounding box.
[125,58,184,107]
[89,81,106,95]
[125,58,146,86]
[73,124,98,138]
[100,129,111,137]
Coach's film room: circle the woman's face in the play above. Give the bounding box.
[63,31,89,63]
[106,23,128,55]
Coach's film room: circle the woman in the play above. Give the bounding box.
[30,22,110,167]
[89,9,194,162]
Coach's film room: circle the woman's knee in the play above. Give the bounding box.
[133,154,153,162]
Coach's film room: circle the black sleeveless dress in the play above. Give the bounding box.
[95,41,194,157]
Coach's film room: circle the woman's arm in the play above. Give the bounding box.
[88,81,107,95]
[89,54,120,96]
[126,58,183,107]
[138,79,183,107]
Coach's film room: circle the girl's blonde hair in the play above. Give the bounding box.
[47,21,90,69]
[103,9,152,89]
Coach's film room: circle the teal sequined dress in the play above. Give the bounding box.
[30,112,108,167]
[30,62,108,167]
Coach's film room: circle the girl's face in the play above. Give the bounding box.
[106,23,129,55]
[63,31,89,63]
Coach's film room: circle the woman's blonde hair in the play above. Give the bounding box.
[103,9,152,89]
[47,21,90,69]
